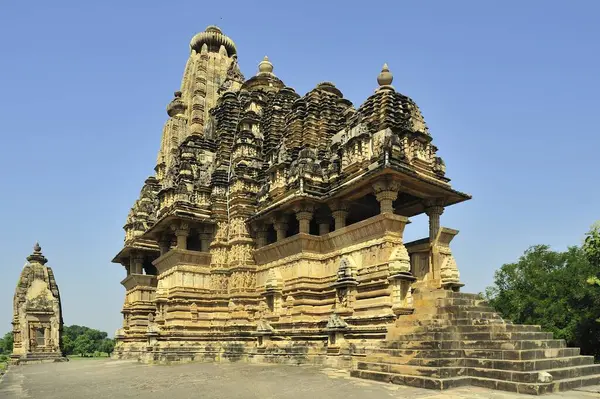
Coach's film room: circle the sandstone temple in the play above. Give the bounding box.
[112,26,600,394]
[11,244,66,364]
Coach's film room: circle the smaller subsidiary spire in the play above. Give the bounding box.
[27,242,48,265]
[258,56,274,76]
[166,91,186,117]
[377,63,394,88]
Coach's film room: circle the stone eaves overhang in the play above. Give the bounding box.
[139,205,214,241]
[111,239,159,264]
[248,162,471,223]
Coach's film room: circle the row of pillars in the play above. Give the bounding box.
[157,222,213,255]
[254,179,446,247]
[124,222,214,275]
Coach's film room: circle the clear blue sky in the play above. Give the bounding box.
[1,1,598,336]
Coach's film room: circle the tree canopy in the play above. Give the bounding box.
[0,332,13,355]
[485,224,600,359]
[62,325,114,357]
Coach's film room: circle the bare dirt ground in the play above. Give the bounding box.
[0,359,599,399]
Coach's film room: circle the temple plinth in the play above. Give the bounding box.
[110,26,600,394]
[11,243,67,364]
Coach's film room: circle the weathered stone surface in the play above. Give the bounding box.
[11,244,66,364]
[3,360,599,399]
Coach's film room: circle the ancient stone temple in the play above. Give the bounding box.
[11,243,66,364]
[112,26,600,394]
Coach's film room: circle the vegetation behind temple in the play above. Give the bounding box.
[0,325,114,360]
[485,223,600,359]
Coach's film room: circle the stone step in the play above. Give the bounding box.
[24,352,63,359]
[356,361,466,378]
[389,331,553,342]
[470,365,600,392]
[435,297,489,306]
[365,354,462,367]
[366,348,461,359]
[365,354,594,372]
[462,339,567,350]
[467,361,597,383]
[410,324,542,333]
[463,347,580,360]
[358,360,598,385]
[353,363,600,394]
[350,369,472,390]
[385,339,567,350]
[547,364,600,380]
[437,304,497,313]
[469,375,552,395]
[414,290,482,300]
[551,373,600,392]
[367,347,581,361]
[409,318,508,327]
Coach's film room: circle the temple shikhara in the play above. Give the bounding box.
[112,26,600,394]
[11,244,66,364]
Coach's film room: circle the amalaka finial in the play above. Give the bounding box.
[27,242,47,265]
[377,63,393,87]
[258,56,274,75]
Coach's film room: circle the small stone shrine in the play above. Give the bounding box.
[11,243,66,364]
[111,26,600,394]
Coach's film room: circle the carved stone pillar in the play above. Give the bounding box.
[329,200,350,230]
[172,222,189,249]
[122,261,131,276]
[272,215,289,242]
[158,234,171,256]
[254,222,270,248]
[315,207,331,235]
[131,253,144,275]
[424,200,445,241]
[294,204,314,234]
[199,226,212,252]
[373,179,401,214]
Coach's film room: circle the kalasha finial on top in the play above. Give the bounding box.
[258,56,274,75]
[377,63,394,87]
[27,242,48,265]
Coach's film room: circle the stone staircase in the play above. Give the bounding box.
[11,352,68,365]
[351,289,600,395]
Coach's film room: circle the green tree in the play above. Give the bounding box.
[99,338,115,355]
[584,223,600,288]
[73,334,94,357]
[62,334,75,355]
[63,325,111,355]
[0,332,13,355]
[486,244,600,359]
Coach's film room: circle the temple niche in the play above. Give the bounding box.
[11,243,66,364]
[111,25,600,394]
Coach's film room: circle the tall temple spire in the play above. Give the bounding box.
[155,26,238,179]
